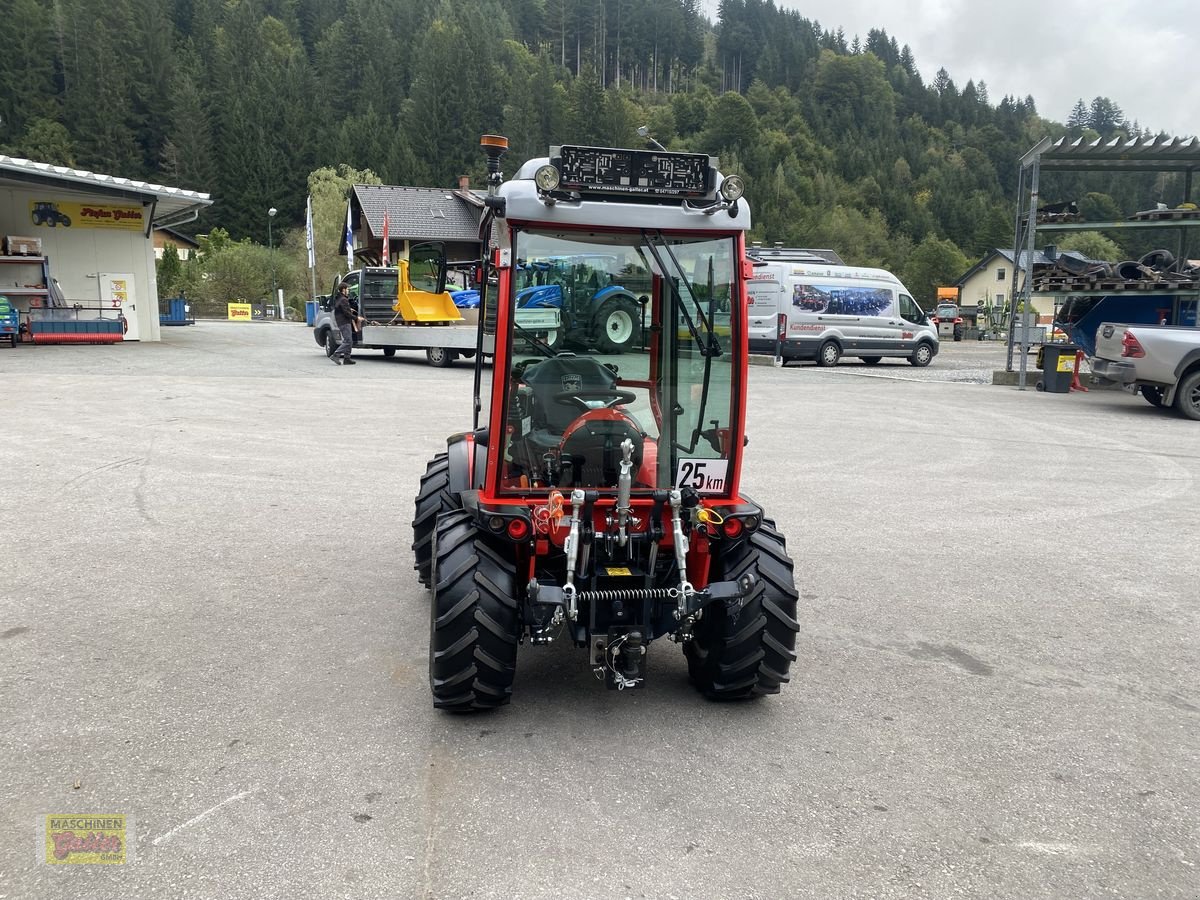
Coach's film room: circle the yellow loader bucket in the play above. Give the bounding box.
[396,287,462,323]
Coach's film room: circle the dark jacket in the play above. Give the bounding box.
[333,292,358,327]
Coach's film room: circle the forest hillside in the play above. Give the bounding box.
[0,0,1189,305]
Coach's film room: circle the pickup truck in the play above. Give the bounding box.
[1091,323,1200,420]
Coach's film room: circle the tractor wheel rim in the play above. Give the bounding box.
[606,310,633,344]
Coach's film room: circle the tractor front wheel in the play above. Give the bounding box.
[594,297,639,353]
[411,452,459,587]
[686,520,799,700]
[429,511,521,711]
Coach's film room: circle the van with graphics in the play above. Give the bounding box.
[747,262,939,367]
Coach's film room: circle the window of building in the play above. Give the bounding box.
[996,267,1007,282]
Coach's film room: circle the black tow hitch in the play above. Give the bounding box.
[592,629,646,690]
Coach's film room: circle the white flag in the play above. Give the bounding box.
[344,202,354,271]
[304,194,315,270]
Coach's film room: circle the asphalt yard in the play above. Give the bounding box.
[1,322,1196,898]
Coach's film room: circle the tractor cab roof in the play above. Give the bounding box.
[502,157,751,233]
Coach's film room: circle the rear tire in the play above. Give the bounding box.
[426,347,456,367]
[412,453,460,587]
[909,341,934,367]
[1141,386,1166,408]
[860,356,882,366]
[686,521,800,700]
[1173,371,1200,421]
[383,347,396,358]
[594,297,640,353]
[429,511,521,711]
[816,341,840,367]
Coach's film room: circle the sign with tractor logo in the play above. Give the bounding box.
[29,201,144,231]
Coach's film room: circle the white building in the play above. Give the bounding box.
[0,156,210,342]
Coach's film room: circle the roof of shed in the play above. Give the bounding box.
[1021,135,1200,172]
[350,185,482,243]
[0,155,211,225]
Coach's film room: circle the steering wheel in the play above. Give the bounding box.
[553,389,637,412]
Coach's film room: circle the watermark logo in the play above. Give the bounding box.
[44,815,127,865]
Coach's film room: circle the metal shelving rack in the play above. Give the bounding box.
[1006,134,1200,386]
[0,255,50,300]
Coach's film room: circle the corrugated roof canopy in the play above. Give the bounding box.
[351,185,481,243]
[1021,135,1200,172]
[0,155,211,227]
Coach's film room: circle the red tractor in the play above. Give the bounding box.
[412,136,799,710]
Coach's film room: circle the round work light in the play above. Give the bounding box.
[534,165,561,192]
[719,175,745,202]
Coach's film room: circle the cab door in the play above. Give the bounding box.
[896,293,929,351]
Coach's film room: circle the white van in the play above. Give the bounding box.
[747,262,939,367]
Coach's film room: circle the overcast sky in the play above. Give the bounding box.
[701,0,1197,138]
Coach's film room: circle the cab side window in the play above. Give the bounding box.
[899,294,922,323]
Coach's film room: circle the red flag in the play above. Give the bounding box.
[381,211,390,265]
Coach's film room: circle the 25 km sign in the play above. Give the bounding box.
[674,458,730,494]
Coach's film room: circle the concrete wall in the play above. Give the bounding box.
[0,184,160,341]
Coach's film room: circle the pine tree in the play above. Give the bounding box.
[160,50,216,191]
[1067,98,1088,129]
[0,0,58,147]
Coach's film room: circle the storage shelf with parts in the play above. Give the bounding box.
[1035,218,1200,232]
[1033,288,1200,297]
[1007,134,1200,376]
[0,255,50,298]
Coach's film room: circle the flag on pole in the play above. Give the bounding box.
[344,202,354,271]
[381,211,390,265]
[304,194,315,270]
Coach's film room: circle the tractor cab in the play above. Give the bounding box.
[412,137,799,709]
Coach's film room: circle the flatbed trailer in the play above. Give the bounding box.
[347,305,560,367]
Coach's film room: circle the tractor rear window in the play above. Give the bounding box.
[497,228,739,496]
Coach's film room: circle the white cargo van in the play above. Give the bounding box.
[747,262,939,367]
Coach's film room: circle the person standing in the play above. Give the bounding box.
[331,283,359,365]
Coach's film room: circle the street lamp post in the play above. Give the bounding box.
[268,207,278,316]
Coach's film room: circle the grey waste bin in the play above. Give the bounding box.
[1038,344,1078,393]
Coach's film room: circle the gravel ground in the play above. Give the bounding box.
[1,321,1196,900]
